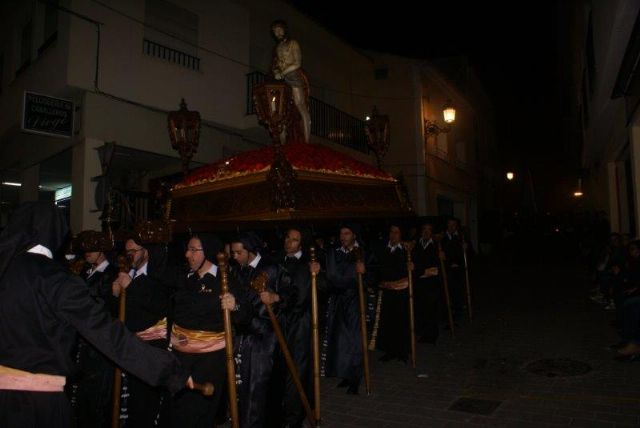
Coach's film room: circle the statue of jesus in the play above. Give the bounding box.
[271,20,311,143]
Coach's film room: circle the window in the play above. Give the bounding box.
[17,20,32,75]
[143,0,200,70]
[437,195,454,217]
[581,71,590,125]
[374,68,388,80]
[39,0,59,55]
[586,11,596,97]
[456,140,466,164]
[0,52,4,94]
[145,0,198,55]
[44,0,58,40]
[436,133,448,157]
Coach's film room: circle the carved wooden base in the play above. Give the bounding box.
[171,169,412,227]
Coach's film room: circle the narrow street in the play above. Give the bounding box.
[320,248,640,427]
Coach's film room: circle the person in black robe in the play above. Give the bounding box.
[412,222,441,343]
[170,233,251,428]
[70,231,119,428]
[375,224,410,363]
[441,217,466,320]
[316,223,374,395]
[229,232,296,428]
[77,231,119,317]
[111,235,173,427]
[0,202,190,428]
[278,227,314,428]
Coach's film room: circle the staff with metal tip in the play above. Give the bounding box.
[403,240,418,368]
[461,235,473,322]
[436,234,455,336]
[250,272,315,427]
[217,252,240,428]
[309,246,322,426]
[353,247,372,395]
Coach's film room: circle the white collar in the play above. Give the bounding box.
[188,263,218,278]
[387,242,402,252]
[286,250,303,260]
[420,238,434,248]
[28,245,53,259]
[249,253,261,268]
[338,242,359,254]
[447,231,458,238]
[88,259,110,277]
[130,262,148,278]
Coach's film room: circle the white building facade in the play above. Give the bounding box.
[0,0,497,247]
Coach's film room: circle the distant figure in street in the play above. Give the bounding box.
[375,224,410,363]
[441,217,466,321]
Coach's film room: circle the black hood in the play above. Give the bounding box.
[0,201,68,278]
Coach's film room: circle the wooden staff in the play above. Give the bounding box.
[367,290,383,351]
[352,247,371,395]
[403,241,417,368]
[436,238,455,337]
[216,253,239,428]
[461,236,473,322]
[309,247,322,426]
[251,272,315,427]
[111,254,130,428]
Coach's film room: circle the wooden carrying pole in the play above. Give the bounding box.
[461,237,473,322]
[403,241,417,368]
[436,240,456,337]
[251,272,315,427]
[367,290,383,351]
[111,255,130,428]
[309,247,322,426]
[217,253,240,428]
[353,248,371,395]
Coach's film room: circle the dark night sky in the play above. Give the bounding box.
[290,1,573,211]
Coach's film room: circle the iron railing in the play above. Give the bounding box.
[143,38,200,71]
[246,71,265,115]
[246,71,369,153]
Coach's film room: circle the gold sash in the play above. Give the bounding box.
[170,323,226,354]
[136,317,168,341]
[0,364,66,392]
[380,277,409,290]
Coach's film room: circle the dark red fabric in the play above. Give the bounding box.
[176,142,393,189]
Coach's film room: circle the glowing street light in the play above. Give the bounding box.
[425,100,456,136]
[443,100,456,124]
[506,172,515,181]
[573,178,584,197]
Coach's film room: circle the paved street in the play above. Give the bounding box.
[319,252,640,427]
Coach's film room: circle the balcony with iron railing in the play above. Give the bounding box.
[143,39,201,71]
[246,71,369,153]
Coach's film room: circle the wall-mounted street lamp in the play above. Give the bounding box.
[425,100,456,137]
[168,99,201,175]
[573,178,584,197]
[506,172,515,181]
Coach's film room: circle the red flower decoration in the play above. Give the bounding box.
[175,142,394,189]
